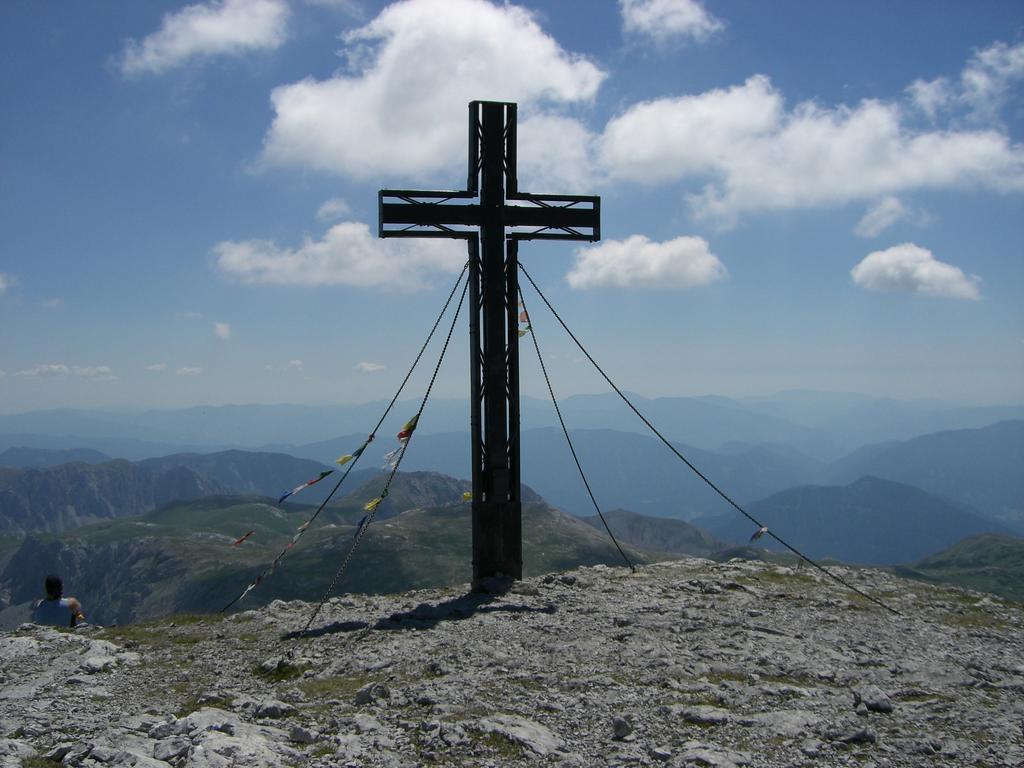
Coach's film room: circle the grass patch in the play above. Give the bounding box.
[297,673,373,700]
[255,659,309,683]
[939,607,1009,629]
[475,731,524,760]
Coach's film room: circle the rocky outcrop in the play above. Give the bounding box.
[1,558,1022,766]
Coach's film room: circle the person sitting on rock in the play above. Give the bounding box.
[31,574,85,628]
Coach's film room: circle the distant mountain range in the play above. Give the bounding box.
[0,446,111,468]
[697,476,1014,565]
[824,420,1024,525]
[3,392,1021,461]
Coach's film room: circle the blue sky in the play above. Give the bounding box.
[1,0,1022,414]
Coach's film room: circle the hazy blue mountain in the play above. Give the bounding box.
[0,451,334,534]
[893,533,1024,603]
[697,477,1014,565]
[8,393,1020,462]
[824,421,1024,526]
[0,446,111,468]
[0,432,220,462]
[741,391,1024,449]
[288,427,818,519]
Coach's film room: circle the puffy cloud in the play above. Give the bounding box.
[0,273,14,294]
[120,0,290,76]
[599,75,1024,223]
[287,359,304,371]
[214,322,232,340]
[854,196,909,238]
[356,361,385,372]
[850,243,980,300]
[316,197,351,221]
[176,367,204,376]
[146,363,169,372]
[14,364,117,381]
[566,234,726,290]
[620,0,723,43]
[215,221,465,291]
[260,0,604,180]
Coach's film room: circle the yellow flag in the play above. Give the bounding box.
[336,454,353,465]
[462,491,472,501]
[364,497,382,512]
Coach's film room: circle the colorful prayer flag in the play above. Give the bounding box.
[278,470,333,504]
[336,443,367,466]
[364,497,383,512]
[232,530,255,547]
[397,414,419,441]
[462,491,472,501]
[750,526,769,542]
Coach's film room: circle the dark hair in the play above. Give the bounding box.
[45,574,63,599]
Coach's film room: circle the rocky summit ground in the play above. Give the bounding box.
[1,559,1022,768]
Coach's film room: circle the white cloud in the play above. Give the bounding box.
[14,364,117,381]
[41,298,63,308]
[146,363,169,372]
[620,0,723,43]
[182,310,204,318]
[214,322,232,340]
[316,197,351,221]
[260,0,604,179]
[599,74,1024,223]
[961,41,1024,123]
[906,77,953,121]
[0,370,6,379]
[854,196,910,238]
[215,221,465,291]
[0,273,14,294]
[356,361,385,372]
[908,41,1024,124]
[567,234,726,290]
[517,114,598,191]
[120,0,290,76]
[287,359,304,371]
[176,367,204,376]
[850,243,980,300]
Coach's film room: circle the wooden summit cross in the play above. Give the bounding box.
[379,101,600,587]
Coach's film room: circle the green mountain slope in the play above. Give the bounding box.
[581,508,726,558]
[0,451,336,534]
[893,534,1024,603]
[0,472,648,626]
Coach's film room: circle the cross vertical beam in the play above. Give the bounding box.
[379,101,600,588]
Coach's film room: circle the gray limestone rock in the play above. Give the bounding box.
[476,714,563,756]
[152,736,190,762]
[854,685,895,714]
[0,738,35,768]
[1,560,1022,768]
